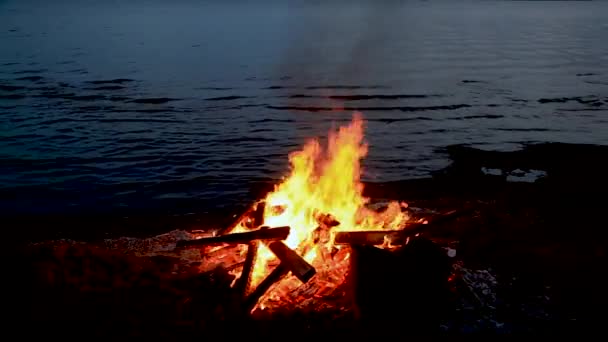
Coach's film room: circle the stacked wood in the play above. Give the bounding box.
[244,241,317,312]
[175,226,289,248]
[334,208,472,246]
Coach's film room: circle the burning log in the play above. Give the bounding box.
[216,201,266,236]
[234,242,257,296]
[267,241,316,283]
[244,264,289,312]
[175,226,290,248]
[244,241,317,312]
[334,208,472,246]
[334,230,403,246]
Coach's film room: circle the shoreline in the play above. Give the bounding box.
[10,142,608,334]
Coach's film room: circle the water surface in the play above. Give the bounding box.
[1,0,607,216]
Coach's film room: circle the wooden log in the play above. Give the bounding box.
[334,230,402,246]
[235,241,257,297]
[267,241,316,283]
[244,264,289,313]
[175,226,290,248]
[243,242,317,313]
[216,200,266,235]
[334,208,473,245]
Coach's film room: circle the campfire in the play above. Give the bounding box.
[176,113,456,315]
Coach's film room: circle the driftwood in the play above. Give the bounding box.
[334,208,472,246]
[175,226,289,248]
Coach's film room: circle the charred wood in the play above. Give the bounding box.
[235,242,257,296]
[267,241,316,283]
[175,226,289,248]
[334,208,473,245]
[217,200,266,235]
[244,264,289,313]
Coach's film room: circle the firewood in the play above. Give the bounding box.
[217,200,266,235]
[175,226,290,248]
[243,242,317,312]
[334,208,473,245]
[334,230,402,246]
[234,241,257,296]
[244,264,289,312]
[267,241,316,283]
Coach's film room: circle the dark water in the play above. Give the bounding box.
[1,0,607,216]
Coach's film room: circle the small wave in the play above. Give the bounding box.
[36,118,82,125]
[284,94,434,100]
[267,104,471,112]
[263,86,296,90]
[56,128,75,133]
[447,114,504,120]
[368,117,434,123]
[1,62,19,66]
[85,85,126,91]
[30,86,57,91]
[13,69,48,75]
[196,87,234,90]
[212,137,278,144]
[31,92,76,99]
[538,96,602,105]
[585,81,608,86]
[107,96,131,102]
[492,128,557,132]
[506,97,529,103]
[204,95,251,101]
[248,118,295,124]
[0,133,44,141]
[47,134,82,141]
[461,80,486,84]
[14,76,43,81]
[559,108,607,112]
[73,95,108,101]
[130,109,179,113]
[65,68,88,74]
[328,94,434,100]
[227,104,267,110]
[98,118,185,124]
[0,94,26,99]
[76,105,116,112]
[305,85,388,90]
[576,73,596,77]
[130,98,181,104]
[285,94,315,99]
[86,78,135,85]
[0,85,26,91]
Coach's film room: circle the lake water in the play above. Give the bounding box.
[1,0,607,216]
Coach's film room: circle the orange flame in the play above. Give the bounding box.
[232,112,408,305]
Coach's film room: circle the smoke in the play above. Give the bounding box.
[276,0,406,86]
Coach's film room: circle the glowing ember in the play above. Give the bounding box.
[227,112,409,310]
